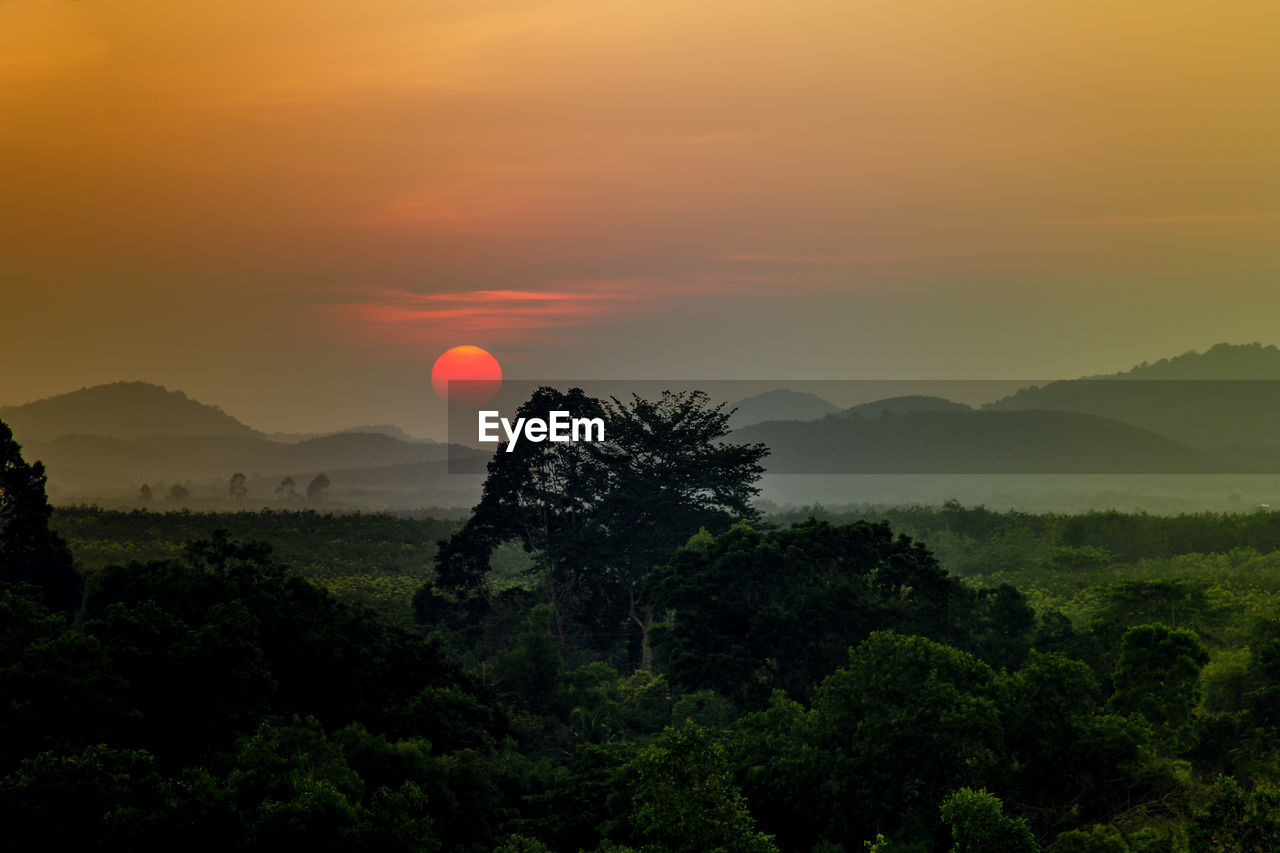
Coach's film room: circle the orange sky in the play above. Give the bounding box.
[4,0,1279,433]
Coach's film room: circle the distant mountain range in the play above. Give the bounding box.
[733,409,1232,474]
[985,343,1280,448]
[9,343,1280,503]
[731,343,1280,475]
[1087,342,1280,380]
[0,381,483,505]
[728,391,971,429]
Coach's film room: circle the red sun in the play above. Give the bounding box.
[431,345,503,405]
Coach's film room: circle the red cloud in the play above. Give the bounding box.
[322,273,771,349]
[322,283,641,344]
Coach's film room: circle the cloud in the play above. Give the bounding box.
[322,273,769,348]
[323,283,635,342]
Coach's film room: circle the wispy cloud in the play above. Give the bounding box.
[321,275,758,347]
[324,283,635,342]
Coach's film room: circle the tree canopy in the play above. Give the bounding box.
[426,388,768,666]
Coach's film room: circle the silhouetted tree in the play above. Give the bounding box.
[307,474,330,503]
[430,388,767,665]
[275,476,298,500]
[167,484,190,501]
[0,419,81,612]
[229,472,247,500]
[138,483,152,503]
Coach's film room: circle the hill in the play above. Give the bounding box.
[987,344,1280,448]
[0,381,261,441]
[0,382,489,507]
[268,424,434,443]
[844,395,972,418]
[1091,342,1280,379]
[21,432,482,493]
[728,389,839,429]
[732,409,1233,474]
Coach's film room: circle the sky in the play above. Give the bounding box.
[4,0,1279,434]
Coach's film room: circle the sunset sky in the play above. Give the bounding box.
[4,0,1279,434]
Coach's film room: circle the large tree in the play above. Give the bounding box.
[426,388,767,666]
[0,419,80,612]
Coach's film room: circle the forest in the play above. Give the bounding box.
[8,392,1280,852]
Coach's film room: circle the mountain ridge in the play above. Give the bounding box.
[0,381,262,441]
[987,343,1280,447]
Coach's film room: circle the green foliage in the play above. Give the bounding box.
[492,836,552,853]
[1243,617,1280,731]
[23,455,1280,853]
[492,604,564,713]
[560,665,674,742]
[627,720,777,853]
[646,520,969,704]
[727,691,822,851]
[1187,775,1280,852]
[84,597,274,764]
[0,745,239,853]
[0,595,136,773]
[939,787,1041,852]
[809,633,1002,845]
[997,651,1153,833]
[52,505,456,625]
[1108,624,1209,727]
[1050,824,1134,852]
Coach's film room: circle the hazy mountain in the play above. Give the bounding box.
[22,432,470,489]
[1090,342,1280,379]
[0,381,487,506]
[233,432,454,473]
[268,425,434,444]
[844,395,972,418]
[1,381,261,441]
[728,389,840,429]
[733,409,1232,474]
[987,343,1280,448]
[13,351,1280,505]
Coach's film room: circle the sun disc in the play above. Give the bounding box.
[431,345,503,405]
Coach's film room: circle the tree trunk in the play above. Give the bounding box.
[639,604,653,671]
[628,582,654,671]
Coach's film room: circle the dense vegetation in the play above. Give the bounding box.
[49,506,462,625]
[13,402,1280,850]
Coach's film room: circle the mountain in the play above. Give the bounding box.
[728,389,840,429]
[1090,342,1280,379]
[22,432,476,491]
[232,432,453,473]
[732,409,1233,474]
[987,344,1280,448]
[0,381,261,442]
[268,425,434,443]
[844,395,972,418]
[0,382,478,505]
